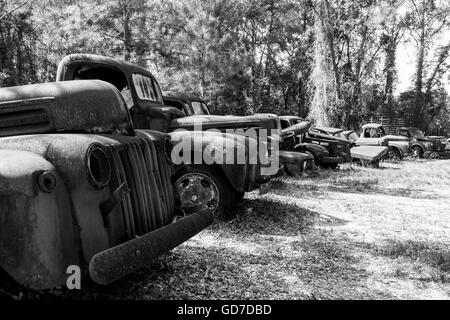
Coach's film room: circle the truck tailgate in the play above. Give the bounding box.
[351,146,389,162]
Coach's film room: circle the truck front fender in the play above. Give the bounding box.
[169,130,256,193]
[0,150,80,289]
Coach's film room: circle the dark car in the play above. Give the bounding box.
[397,127,446,158]
[280,116,352,169]
[56,54,282,217]
[0,80,213,289]
[164,92,314,176]
[311,126,389,167]
[356,124,411,160]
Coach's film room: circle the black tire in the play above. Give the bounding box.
[413,146,424,159]
[235,191,245,203]
[173,165,236,220]
[304,151,316,171]
[321,162,338,170]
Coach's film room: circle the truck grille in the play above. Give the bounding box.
[106,137,175,239]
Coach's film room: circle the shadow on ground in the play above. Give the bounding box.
[269,173,434,200]
[211,198,349,238]
[360,239,450,285]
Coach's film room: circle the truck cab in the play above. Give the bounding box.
[0,80,213,289]
[397,127,445,158]
[56,54,280,217]
[356,124,411,160]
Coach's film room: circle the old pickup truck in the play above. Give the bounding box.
[163,92,313,176]
[56,54,280,217]
[397,127,446,158]
[356,124,411,160]
[312,126,389,167]
[0,80,215,289]
[280,116,352,169]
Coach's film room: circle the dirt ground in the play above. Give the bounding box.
[2,159,450,300]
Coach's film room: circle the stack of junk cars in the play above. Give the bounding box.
[0,54,448,290]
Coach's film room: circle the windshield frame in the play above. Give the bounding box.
[190,100,211,115]
[132,73,164,104]
[409,129,425,138]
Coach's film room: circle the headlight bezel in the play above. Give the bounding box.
[86,144,112,190]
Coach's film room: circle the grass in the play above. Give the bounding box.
[2,159,450,300]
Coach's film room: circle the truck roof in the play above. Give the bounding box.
[399,127,422,131]
[361,123,383,130]
[57,54,156,82]
[163,91,203,103]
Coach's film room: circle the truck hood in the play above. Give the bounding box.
[307,130,352,144]
[282,121,312,138]
[170,114,280,132]
[382,135,409,142]
[0,80,133,138]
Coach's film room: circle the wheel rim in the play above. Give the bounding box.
[175,172,220,214]
[413,147,421,158]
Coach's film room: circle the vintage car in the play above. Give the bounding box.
[0,80,216,289]
[397,127,446,158]
[280,116,352,169]
[163,92,313,176]
[355,124,411,160]
[343,130,359,146]
[313,127,359,146]
[56,54,281,216]
[311,126,389,167]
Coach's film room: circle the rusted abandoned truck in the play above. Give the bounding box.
[396,127,446,158]
[163,92,313,176]
[311,126,389,167]
[280,116,351,169]
[56,54,280,216]
[0,80,217,289]
[356,124,411,160]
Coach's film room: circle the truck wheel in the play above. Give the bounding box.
[322,162,338,170]
[385,147,402,162]
[413,146,424,159]
[173,165,235,220]
[235,191,245,203]
[304,151,316,171]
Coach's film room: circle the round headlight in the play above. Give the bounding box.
[87,144,111,190]
[38,171,57,193]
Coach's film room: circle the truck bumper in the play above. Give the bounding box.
[351,146,389,162]
[89,209,213,285]
[321,156,344,164]
[258,165,285,195]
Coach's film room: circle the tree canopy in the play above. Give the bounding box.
[0,0,449,133]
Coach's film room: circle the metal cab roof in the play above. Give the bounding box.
[361,123,384,130]
[57,54,156,80]
[163,91,203,103]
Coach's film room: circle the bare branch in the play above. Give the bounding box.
[0,0,29,22]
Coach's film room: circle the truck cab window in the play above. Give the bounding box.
[191,101,210,115]
[164,100,188,116]
[132,74,162,103]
